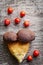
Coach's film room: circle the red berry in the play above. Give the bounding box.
[14,18,20,24]
[7,7,13,14]
[4,19,10,26]
[33,50,39,57]
[23,21,30,27]
[27,55,33,61]
[20,11,26,17]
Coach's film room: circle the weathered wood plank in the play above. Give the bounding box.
[0,0,43,65]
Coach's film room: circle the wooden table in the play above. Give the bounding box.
[0,0,43,65]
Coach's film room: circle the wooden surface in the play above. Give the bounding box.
[0,0,43,65]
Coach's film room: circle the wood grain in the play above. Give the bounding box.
[0,0,43,65]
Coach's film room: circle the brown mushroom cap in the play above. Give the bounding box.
[3,31,17,42]
[17,29,35,42]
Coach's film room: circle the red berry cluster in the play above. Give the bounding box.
[4,7,30,27]
[27,50,40,62]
